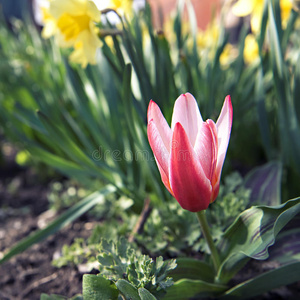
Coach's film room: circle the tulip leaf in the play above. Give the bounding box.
[218,262,300,300]
[169,258,215,283]
[268,214,300,265]
[82,274,118,300]
[217,197,300,283]
[163,278,227,300]
[244,161,282,206]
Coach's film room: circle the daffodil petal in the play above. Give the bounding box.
[232,0,255,17]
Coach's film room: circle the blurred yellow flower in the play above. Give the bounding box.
[42,0,101,68]
[220,43,238,67]
[196,20,220,50]
[243,34,259,64]
[232,0,293,33]
[196,20,237,67]
[162,16,190,45]
[107,0,134,17]
[280,0,294,26]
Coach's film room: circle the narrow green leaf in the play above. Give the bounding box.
[37,110,96,168]
[163,279,227,300]
[82,275,118,300]
[268,0,284,78]
[257,0,268,52]
[40,294,65,300]
[27,146,88,177]
[138,288,157,300]
[282,9,299,51]
[219,262,300,299]
[115,279,141,300]
[254,67,273,160]
[14,103,47,134]
[0,186,115,264]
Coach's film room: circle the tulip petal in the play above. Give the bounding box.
[170,123,212,212]
[216,95,233,179]
[147,120,170,178]
[155,158,174,196]
[148,100,172,152]
[171,93,203,147]
[194,120,218,182]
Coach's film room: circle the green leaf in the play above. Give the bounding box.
[282,9,299,51]
[268,0,284,78]
[218,262,300,299]
[40,294,66,300]
[116,279,141,300]
[27,146,90,181]
[217,197,300,283]
[169,258,215,283]
[0,186,115,264]
[97,238,176,295]
[37,110,97,169]
[82,274,118,300]
[257,0,268,53]
[254,67,273,160]
[163,279,227,300]
[138,288,157,300]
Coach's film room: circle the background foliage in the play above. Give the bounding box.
[1,0,300,299]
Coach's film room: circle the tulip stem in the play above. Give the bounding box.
[196,210,220,273]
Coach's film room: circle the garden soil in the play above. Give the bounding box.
[0,147,95,299]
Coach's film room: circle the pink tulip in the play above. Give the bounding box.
[147,93,233,212]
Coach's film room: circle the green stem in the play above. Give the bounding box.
[196,210,221,273]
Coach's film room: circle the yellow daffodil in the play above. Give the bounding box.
[232,0,293,33]
[41,0,101,68]
[280,0,294,27]
[196,20,237,67]
[196,20,220,51]
[243,34,259,64]
[107,0,134,17]
[220,43,238,68]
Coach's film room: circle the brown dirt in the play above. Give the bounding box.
[0,147,97,300]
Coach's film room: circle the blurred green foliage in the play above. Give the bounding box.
[1,1,300,202]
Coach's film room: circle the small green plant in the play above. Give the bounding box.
[83,238,177,299]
